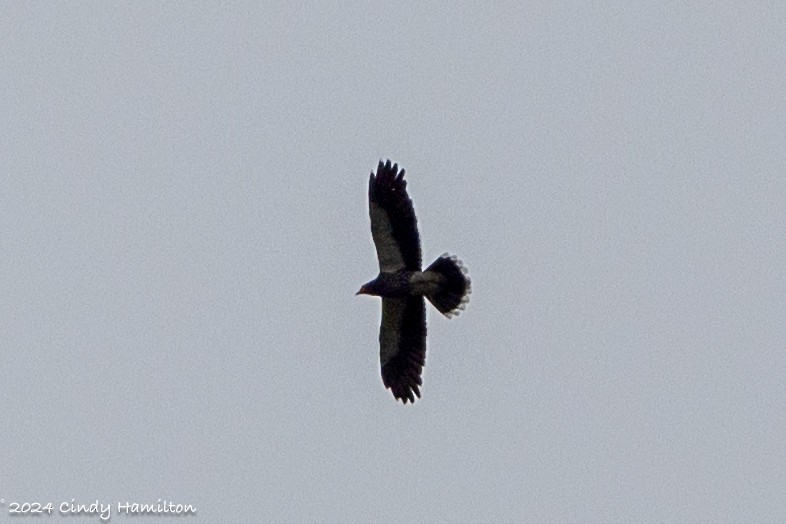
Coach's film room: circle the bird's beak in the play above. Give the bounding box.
[356,286,366,295]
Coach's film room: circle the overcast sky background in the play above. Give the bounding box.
[2,2,785,522]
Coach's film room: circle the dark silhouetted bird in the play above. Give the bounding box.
[357,160,471,403]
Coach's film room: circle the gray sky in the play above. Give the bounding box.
[2,2,785,522]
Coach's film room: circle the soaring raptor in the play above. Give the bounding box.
[357,160,471,403]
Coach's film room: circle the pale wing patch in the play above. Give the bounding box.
[370,201,406,272]
[379,297,405,366]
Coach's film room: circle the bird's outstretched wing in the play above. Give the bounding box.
[368,160,422,272]
[379,296,427,403]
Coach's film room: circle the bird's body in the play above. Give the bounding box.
[357,160,471,403]
[358,269,443,297]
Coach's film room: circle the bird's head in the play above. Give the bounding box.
[356,279,379,296]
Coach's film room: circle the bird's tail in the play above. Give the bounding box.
[425,254,471,318]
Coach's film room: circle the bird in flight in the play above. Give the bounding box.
[357,160,471,403]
